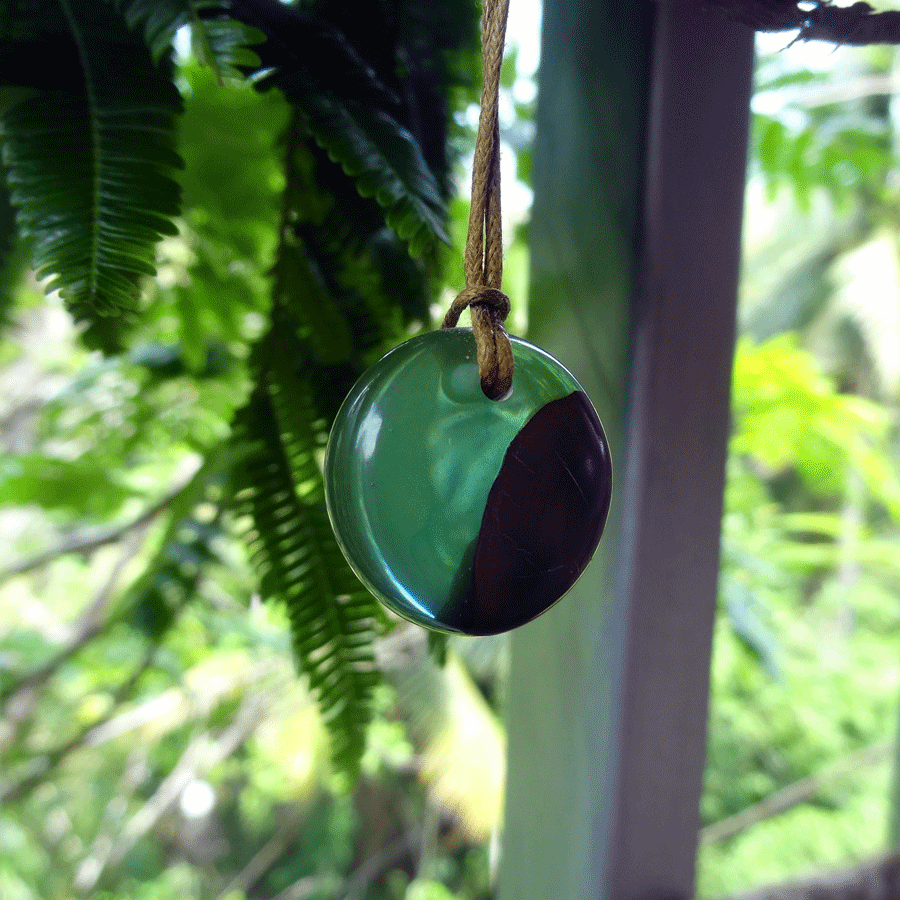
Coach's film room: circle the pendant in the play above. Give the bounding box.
[325,328,612,635]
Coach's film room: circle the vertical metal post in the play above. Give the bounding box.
[499,2,754,899]
[500,0,652,896]
[608,2,754,896]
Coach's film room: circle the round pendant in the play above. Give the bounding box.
[324,328,612,635]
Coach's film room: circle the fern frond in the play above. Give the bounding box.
[230,0,396,108]
[234,2,458,258]
[0,0,183,348]
[190,8,264,80]
[108,0,264,75]
[230,342,384,778]
[272,122,353,365]
[302,94,449,257]
[270,236,354,366]
[273,117,430,377]
[266,81,448,258]
[107,0,189,61]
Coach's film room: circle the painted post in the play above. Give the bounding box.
[499,2,754,899]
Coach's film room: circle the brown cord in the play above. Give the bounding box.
[441,0,513,401]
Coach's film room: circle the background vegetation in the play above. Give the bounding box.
[0,3,899,900]
[697,35,900,896]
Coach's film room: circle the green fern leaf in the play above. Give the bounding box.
[272,125,354,364]
[231,346,384,779]
[273,122,427,366]
[241,3,457,259]
[108,0,264,74]
[107,0,190,61]
[192,13,265,79]
[0,0,183,345]
[302,94,449,256]
[270,238,354,365]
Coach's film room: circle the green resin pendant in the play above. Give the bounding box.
[324,328,612,635]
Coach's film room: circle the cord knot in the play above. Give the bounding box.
[443,285,514,401]
[442,285,511,328]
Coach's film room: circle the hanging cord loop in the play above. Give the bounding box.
[442,0,513,401]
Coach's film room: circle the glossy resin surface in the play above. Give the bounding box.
[325,328,612,634]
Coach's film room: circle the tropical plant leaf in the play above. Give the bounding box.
[272,121,353,365]
[190,10,265,80]
[0,0,183,349]
[230,335,385,779]
[302,94,449,256]
[270,116,428,380]
[270,236,354,365]
[388,650,505,841]
[107,0,190,61]
[753,109,895,210]
[237,0,478,257]
[229,0,397,108]
[108,0,265,75]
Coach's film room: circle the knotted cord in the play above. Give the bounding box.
[442,0,513,401]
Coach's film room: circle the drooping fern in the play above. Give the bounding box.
[270,118,355,367]
[109,0,264,76]
[231,118,412,777]
[0,0,183,348]
[0,1,263,349]
[224,5,481,741]
[301,94,450,257]
[270,111,432,379]
[107,0,192,61]
[0,0,481,779]
[245,0,450,258]
[231,330,386,778]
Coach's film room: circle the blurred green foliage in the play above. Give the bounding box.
[0,0,489,784]
[696,36,900,898]
[1,7,900,900]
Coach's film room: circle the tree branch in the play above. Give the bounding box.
[74,691,274,894]
[339,827,421,900]
[724,851,900,900]
[0,474,195,584]
[0,635,163,804]
[701,740,894,845]
[264,826,421,900]
[81,659,283,749]
[1,464,206,731]
[709,0,900,45]
[0,654,285,808]
[269,874,342,900]
[218,813,304,899]
[0,529,150,750]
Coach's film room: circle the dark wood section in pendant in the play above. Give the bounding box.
[460,390,613,635]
